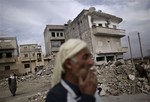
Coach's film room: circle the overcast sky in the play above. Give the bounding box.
[0,0,150,58]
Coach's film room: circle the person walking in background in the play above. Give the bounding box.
[8,73,17,96]
[46,39,101,102]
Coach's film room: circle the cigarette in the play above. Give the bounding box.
[90,67,94,71]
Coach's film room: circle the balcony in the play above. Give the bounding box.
[50,37,65,40]
[117,47,128,53]
[92,27,125,37]
[96,47,128,54]
[0,57,16,64]
[0,42,15,50]
[51,47,59,52]
[21,57,36,62]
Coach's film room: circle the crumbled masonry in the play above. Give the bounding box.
[0,61,150,102]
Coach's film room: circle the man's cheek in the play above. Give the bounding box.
[78,68,88,80]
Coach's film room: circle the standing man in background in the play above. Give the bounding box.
[8,73,17,96]
[46,39,101,102]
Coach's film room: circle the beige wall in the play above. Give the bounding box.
[19,44,44,74]
[65,9,127,65]
[0,37,20,76]
[44,25,65,56]
[93,36,121,53]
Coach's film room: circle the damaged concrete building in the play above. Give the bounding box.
[44,25,65,56]
[65,7,128,65]
[19,44,44,74]
[0,37,19,76]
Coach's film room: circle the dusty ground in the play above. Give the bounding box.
[0,74,150,102]
[0,75,50,102]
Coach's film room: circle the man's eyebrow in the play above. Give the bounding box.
[83,53,92,57]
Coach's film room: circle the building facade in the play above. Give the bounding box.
[0,37,20,76]
[44,25,65,56]
[19,44,44,74]
[65,7,128,65]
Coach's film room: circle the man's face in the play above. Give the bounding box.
[69,47,94,81]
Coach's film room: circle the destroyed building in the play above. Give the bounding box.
[43,8,128,65]
[65,7,128,65]
[0,36,19,77]
[19,44,44,74]
[44,25,65,56]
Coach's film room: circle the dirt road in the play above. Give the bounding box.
[0,75,50,102]
[0,74,150,102]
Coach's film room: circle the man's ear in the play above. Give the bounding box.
[64,59,72,70]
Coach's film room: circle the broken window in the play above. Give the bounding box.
[24,46,27,49]
[6,53,12,58]
[37,53,42,62]
[98,24,102,27]
[92,24,96,27]
[33,53,35,57]
[106,56,114,62]
[24,54,28,57]
[0,53,2,58]
[113,25,117,29]
[96,57,105,62]
[57,33,59,37]
[5,66,10,70]
[60,33,63,37]
[51,32,55,37]
[24,64,30,68]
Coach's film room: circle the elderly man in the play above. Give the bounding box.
[46,39,101,102]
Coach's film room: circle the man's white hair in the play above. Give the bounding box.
[51,39,87,87]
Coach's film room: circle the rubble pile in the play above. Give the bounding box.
[1,61,150,102]
[96,64,150,96]
[28,63,150,102]
[0,78,8,88]
[28,91,48,102]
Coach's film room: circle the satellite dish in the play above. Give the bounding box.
[89,7,96,13]
[98,10,102,13]
[67,20,72,24]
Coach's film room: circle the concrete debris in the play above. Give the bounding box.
[28,91,48,102]
[95,64,150,96]
[0,78,8,87]
[128,74,135,80]
[36,70,43,75]
[0,61,150,102]
[99,84,109,96]
[100,89,107,96]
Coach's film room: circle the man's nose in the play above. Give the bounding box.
[87,58,94,66]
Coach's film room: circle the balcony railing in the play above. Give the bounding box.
[92,27,125,37]
[21,57,36,62]
[0,57,16,63]
[96,47,128,54]
[51,47,59,52]
[118,47,128,53]
[0,42,15,49]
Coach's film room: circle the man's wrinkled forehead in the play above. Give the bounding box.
[74,47,91,57]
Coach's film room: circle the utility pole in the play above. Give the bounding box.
[138,32,144,61]
[128,36,134,67]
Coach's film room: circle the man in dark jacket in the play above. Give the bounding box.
[46,39,101,102]
[8,73,17,96]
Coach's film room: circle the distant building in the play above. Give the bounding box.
[19,44,44,74]
[65,7,128,65]
[44,25,65,56]
[0,36,19,76]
